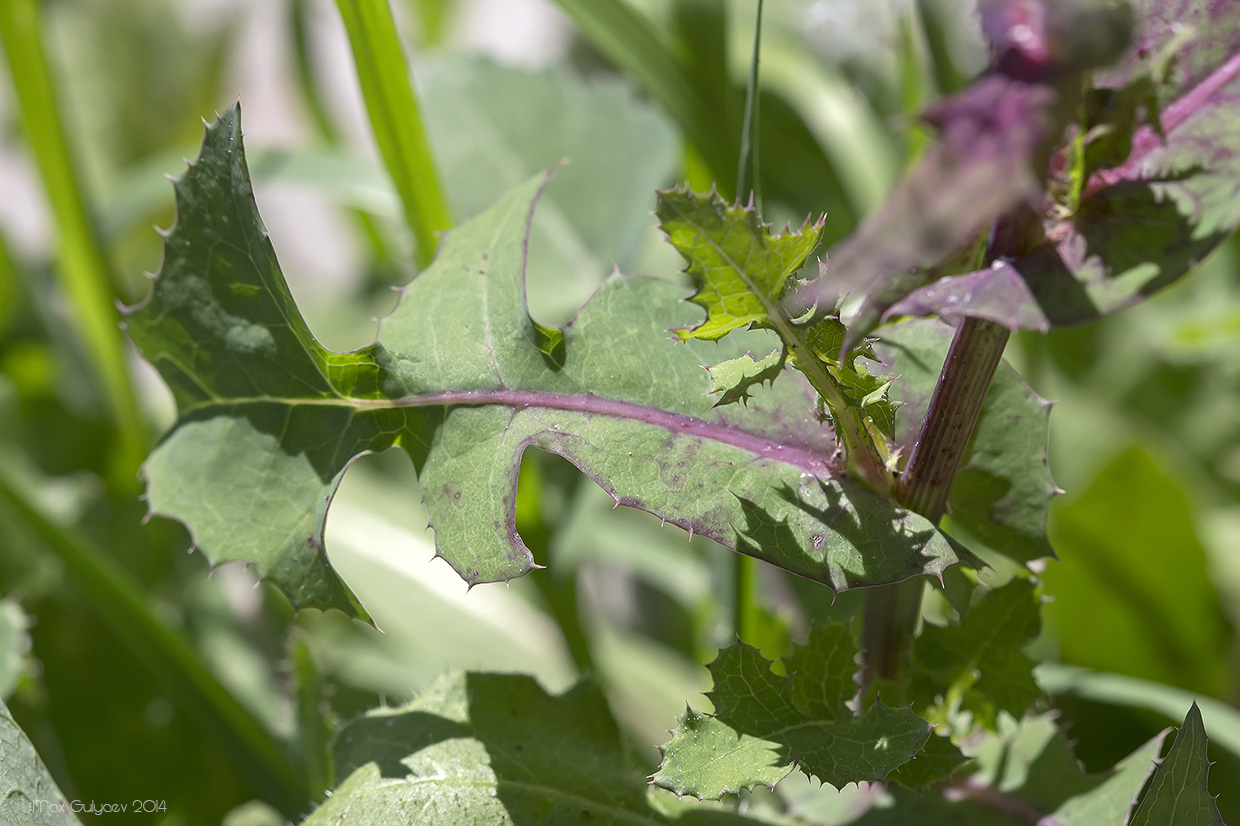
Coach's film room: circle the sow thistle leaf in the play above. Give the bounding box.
[706,348,784,407]
[1,699,79,825]
[656,189,899,479]
[304,672,766,825]
[653,625,933,797]
[659,188,822,343]
[127,105,964,619]
[859,714,1167,826]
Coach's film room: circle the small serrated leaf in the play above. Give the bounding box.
[706,348,784,406]
[796,315,900,444]
[658,188,823,343]
[653,629,932,798]
[1129,703,1226,826]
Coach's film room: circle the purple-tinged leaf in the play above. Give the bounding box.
[804,75,1060,336]
[880,4,1240,330]
[127,106,967,619]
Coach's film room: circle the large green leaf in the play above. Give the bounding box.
[301,672,762,825]
[0,699,79,826]
[126,106,965,619]
[1129,703,1226,826]
[653,625,933,797]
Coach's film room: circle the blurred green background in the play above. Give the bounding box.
[0,0,1237,823]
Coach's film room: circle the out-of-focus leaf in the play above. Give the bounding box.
[302,672,763,825]
[335,0,450,267]
[418,56,679,324]
[0,600,28,700]
[653,626,932,797]
[1129,703,1226,826]
[882,5,1240,331]
[805,74,1059,339]
[853,713,1165,826]
[909,580,1042,728]
[127,106,966,620]
[0,699,79,825]
[1036,663,1240,761]
[1043,446,1233,697]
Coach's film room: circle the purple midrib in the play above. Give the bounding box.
[1087,49,1240,195]
[389,388,837,475]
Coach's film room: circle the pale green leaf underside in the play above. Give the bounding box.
[1,700,80,826]
[127,106,963,620]
[303,672,761,825]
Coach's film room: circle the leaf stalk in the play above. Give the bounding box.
[860,207,1041,686]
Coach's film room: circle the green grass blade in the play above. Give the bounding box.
[0,468,310,817]
[0,0,147,483]
[334,0,451,268]
[551,0,737,194]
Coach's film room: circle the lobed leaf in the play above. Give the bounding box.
[653,626,933,797]
[127,106,965,619]
[660,187,822,343]
[706,348,784,407]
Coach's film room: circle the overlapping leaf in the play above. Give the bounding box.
[876,320,1058,564]
[865,1,1240,333]
[661,188,823,344]
[653,625,933,797]
[303,672,763,825]
[658,189,899,477]
[126,106,965,619]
